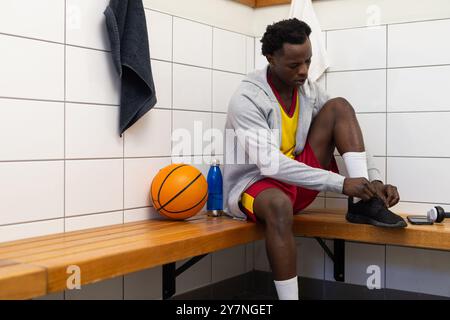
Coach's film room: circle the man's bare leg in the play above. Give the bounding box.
[307,97,365,169]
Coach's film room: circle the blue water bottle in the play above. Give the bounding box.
[207,159,223,217]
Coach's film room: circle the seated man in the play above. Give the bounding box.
[223,18,406,300]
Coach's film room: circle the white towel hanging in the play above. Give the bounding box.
[289,0,328,82]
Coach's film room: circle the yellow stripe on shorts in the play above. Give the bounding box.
[241,192,255,214]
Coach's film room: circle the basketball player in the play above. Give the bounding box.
[223,18,406,300]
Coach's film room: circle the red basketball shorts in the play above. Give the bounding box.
[239,142,339,222]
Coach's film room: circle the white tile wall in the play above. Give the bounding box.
[387,65,450,112]
[212,113,227,155]
[0,161,64,225]
[0,219,64,243]
[388,20,450,68]
[356,113,386,156]
[124,157,172,209]
[324,240,385,288]
[65,104,123,159]
[172,110,212,157]
[212,245,246,283]
[388,112,450,157]
[342,242,385,288]
[327,26,386,71]
[213,28,246,73]
[390,201,439,216]
[124,267,162,300]
[146,10,172,61]
[65,210,123,232]
[173,64,212,112]
[296,237,325,280]
[387,157,450,204]
[246,36,255,74]
[173,17,212,68]
[0,99,64,161]
[151,60,172,109]
[176,255,212,295]
[124,207,160,223]
[65,159,123,216]
[212,71,244,113]
[124,109,172,157]
[327,70,386,113]
[66,0,110,50]
[386,246,450,297]
[0,0,64,43]
[66,46,120,105]
[0,34,64,101]
[254,37,267,70]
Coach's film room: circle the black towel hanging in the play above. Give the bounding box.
[104,0,157,136]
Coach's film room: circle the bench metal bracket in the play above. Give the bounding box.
[315,238,345,282]
[162,253,208,299]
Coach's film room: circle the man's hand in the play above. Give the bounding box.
[370,180,400,208]
[342,177,377,201]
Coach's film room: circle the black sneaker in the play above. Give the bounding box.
[346,196,407,228]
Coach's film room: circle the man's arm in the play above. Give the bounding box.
[228,93,345,194]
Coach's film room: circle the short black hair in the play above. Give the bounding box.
[261,18,312,56]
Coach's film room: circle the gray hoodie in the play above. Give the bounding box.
[223,65,382,219]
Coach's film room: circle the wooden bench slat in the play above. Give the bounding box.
[0,261,47,300]
[296,210,450,251]
[0,216,215,260]
[0,217,202,254]
[9,217,249,264]
[24,220,262,293]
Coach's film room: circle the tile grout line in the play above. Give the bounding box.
[0,206,154,228]
[171,15,174,168]
[322,16,450,32]
[327,63,450,73]
[210,26,214,285]
[4,94,450,114]
[63,0,67,234]
[385,25,388,295]
[324,30,328,209]
[3,154,450,165]
[211,28,214,161]
[63,0,67,301]
[385,25,389,184]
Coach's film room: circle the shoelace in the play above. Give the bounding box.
[370,197,386,209]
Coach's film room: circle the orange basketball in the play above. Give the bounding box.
[150,164,208,220]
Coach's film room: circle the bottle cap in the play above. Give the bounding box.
[212,158,220,166]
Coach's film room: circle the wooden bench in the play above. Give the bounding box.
[1,209,449,300]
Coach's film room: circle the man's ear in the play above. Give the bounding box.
[266,54,274,66]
